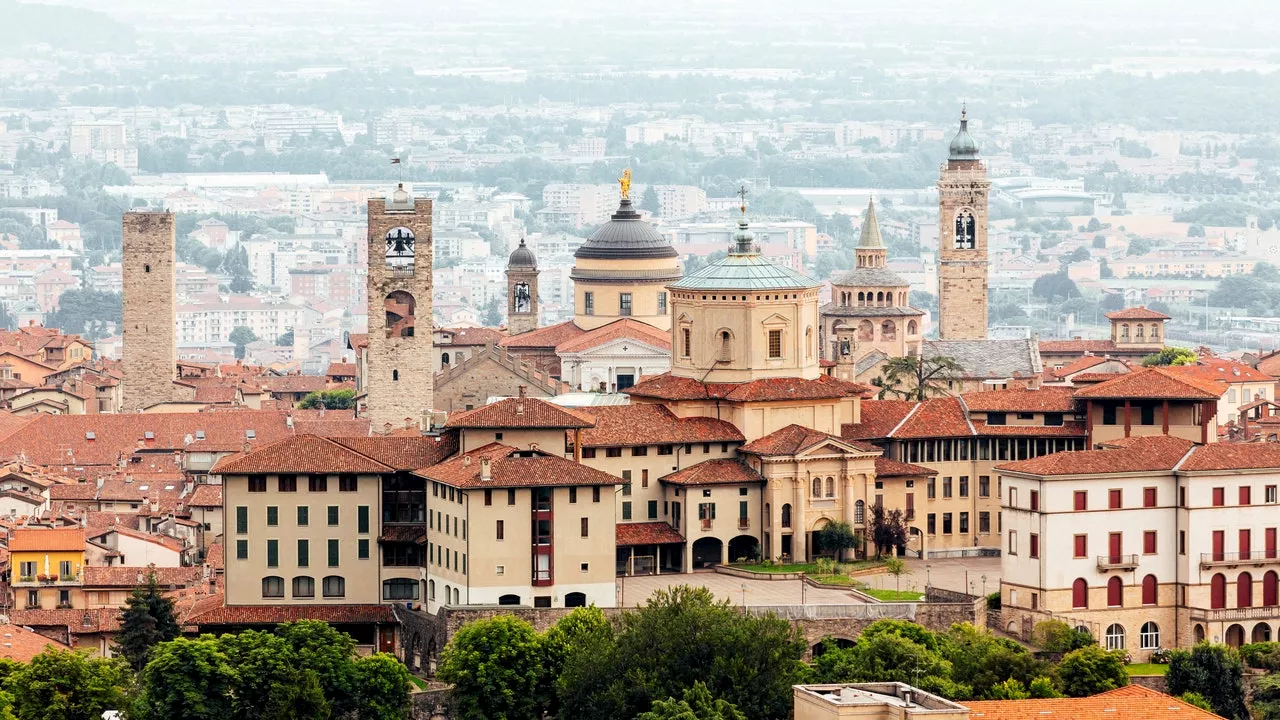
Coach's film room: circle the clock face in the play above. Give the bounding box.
[386,227,415,257]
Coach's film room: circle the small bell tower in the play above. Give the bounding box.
[505,238,539,335]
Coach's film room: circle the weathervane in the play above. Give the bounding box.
[618,169,632,201]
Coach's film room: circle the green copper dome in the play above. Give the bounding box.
[671,216,819,291]
[949,107,980,161]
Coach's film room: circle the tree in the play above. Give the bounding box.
[482,296,503,327]
[438,615,547,720]
[229,325,257,359]
[946,623,1055,701]
[1167,644,1248,720]
[815,520,859,560]
[1127,236,1154,256]
[1030,620,1093,654]
[7,648,131,720]
[115,574,182,671]
[868,505,908,558]
[636,682,747,720]
[350,653,412,720]
[1056,645,1129,698]
[1064,247,1091,264]
[277,329,294,347]
[273,621,359,718]
[884,556,911,591]
[1180,691,1215,713]
[218,630,329,720]
[1092,235,1107,249]
[1141,346,1197,367]
[1086,217,1102,232]
[298,389,357,410]
[134,637,236,720]
[1251,674,1280,719]
[873,354,964,401]
[1032,270,1080,301]
[1188,223,1206,237]
[641,185,661,214]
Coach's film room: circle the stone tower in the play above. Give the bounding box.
[366,184,434,433]
[121,211,177,411]
[505,238,539,336]
[937,107,991,341]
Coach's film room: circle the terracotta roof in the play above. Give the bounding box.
[962,387,1078,413]
[1052,355,1112,378]
[258,376,329,394]
[329,434,458,471]
[554,318,672,354]
[498,320,586,349]
[660,458,764,486]
[212,435,395,474]
[9,608,121,634]
[83,565,203,588]
[440,326,507,347]
[841,400,918,440]
[893,398,973,439]
[973,422,1087,437]
[91,524,185,552]
[0,623,71,662]
[187,484,223,507]
[578,404,743,447]
[325,362,357,377]
[48,483,99,500]
[1039,339,1119,354]
[967,684,1222,720]
[874,457,937,477]
[625,373,873,403]
[9,527,84,552]
[616,521,684,546]
[1073,368,1222,400]
[206,543,223,571]
[194,386,238,403]
[291,419,372,437]
[444,397,594,429]
[1178,443,1280,472]
[0,411,30,443]
[347,333,368,351]
[380,526,426,544]
[1105,306,1172,320]
[1167,358,1272,385]
[741,424,877,457]
[996,435,1194,476]
[186,601,396,626]
[418,443,620,489]
[1070,372,1131,384]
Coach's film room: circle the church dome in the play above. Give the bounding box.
[948,108,980,161]
[507,238,537,269]
[574,198,678,260]
[670,217,818,292]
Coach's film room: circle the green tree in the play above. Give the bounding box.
[7,648,131,720]
[946,623,1055,701]
[1032,270,1080,301]
[274,621,359,717]
[1064,247,1091,264]
[1030,620,1094,654]
[1188,223,1206,237]
[438,615,547,720]
[134,637,236,720]
[1167,644,1248,720]
[298,389,357,410]
[1056,645,1129,698]
[884,557,910,591]
[641,185,661,214]
[1141,346,1197,367]
[543,606,612,717]
[815,520,859,560]
[115,573,183,671]
[350,653,412,720]
[636,682,747,720]
[482,296,503,327]
[218,630,329,720]
[1180,691,1215,713]
[873,354,964,401]
[1127,236,1154,256]
[229,325,258,359]
[868,505,909,558]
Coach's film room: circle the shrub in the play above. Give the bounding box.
[986,592,1001,610]
[1240,641,1280,671]
[1149,647,1174,665]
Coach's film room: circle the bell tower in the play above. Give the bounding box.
[505,238,539,336]
[366,184,434,433]
[937,107,991,341]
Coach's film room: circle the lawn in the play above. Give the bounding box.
[731,560,885,575]
[862,588,925,602]
[1125,663,1169,676]
[809,574,858,586]
[408,675,429,690]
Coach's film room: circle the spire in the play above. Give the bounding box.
[731,184,755,255]
[857,198,883,249]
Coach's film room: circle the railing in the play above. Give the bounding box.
[1096,554,1139,570]
[746,604,919,620]
[1200,552,1278,568]
[1191,605,1280,622]
[738,518,750,530]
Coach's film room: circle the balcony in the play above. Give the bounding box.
[14,572,81,587]
[1190,605,1280,622]
[1200,552,1278,569]
[738,518,750,530]
[1096,554,1139,571]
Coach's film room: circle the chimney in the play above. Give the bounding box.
[462,455,472,467]
[518,385,527,399]
[480,456,491,481]
[285,415,294,428]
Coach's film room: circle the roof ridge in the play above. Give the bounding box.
[887,402,923,439]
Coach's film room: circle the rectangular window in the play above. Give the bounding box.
[1141,404,1156,426]
[927,477,936,499]
[1103,405,1117,425]
[1268,528,1278,559]
[1143,530,1157,554]
[1008,530,1017,555]
[1109,489,1122,509]
[581,517,589,537]
[1074,490,1087,511]
[1241,529,1252,560]
[942,477,952,498]
[631,446,647,456]
[297,506,309,526]
[658,292,667,314]
[1044,413,1064,426]
[508,489,516,505]
[357,506,369,534]
[1073,534,1087,558]
[619,292,632,316]
[642,470,649,487]
[622,502,632,520]
[1240,486,1252,506]
[266,540,278,568]
[1180,530,1186,555]
[959,512,970,534]
[248,475,266,493]
[327,539,339,567]
[606,447,622,458]
[358,539,369,559]
[943,512,953,534]
[308,475,327,492]
[1213,487,1225,507]
[978,511,990,534]
[339,475,358,492]
[569,487,577,503]
[1029,533,1039,558]
[235,506,247,534]
[987,412,1007,426]
[496,520,504,540]
[1180,486,1187,507]
[593,487,601,503]
[278,475,297,492]
[927,513,936,534]
[648,500,658,519]
[1143,487,1157,507]
[959,476,969,498]
[266,506,278,526]
[767,329,782,359]
[581,448,596,458]
[297,539,309,567]
[584,291,594,315]
[1268,485,1278,504]
[1030,489,1039,511]
[979,476,990,497]
[236,539,247,560]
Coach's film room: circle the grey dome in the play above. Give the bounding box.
[508,238,537,268]
[574,199,678,260]
[949,108,980,161]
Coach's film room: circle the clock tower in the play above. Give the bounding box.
[937,107,991,341]
[505,238,539,335]
[366,183,434,432]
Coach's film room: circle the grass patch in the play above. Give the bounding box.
[408,675,429,690]
[1126,663,1169,676]
[862,588,925,602]
[809,574,858,586]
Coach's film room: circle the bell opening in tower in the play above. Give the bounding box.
[385,226,416,269]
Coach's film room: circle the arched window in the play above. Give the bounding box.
[384,578,419,601]
[764,503,771,528]
[443,584,451,605]
[1150,323,1160,339]
[454,587,460,605]
[854,500,865,524]
[805,327,813,359]
[429,579,436,600]
[1140,622,1160,649]
[955,210,976,249]
[886,292,894,307]
[858,320,874,341]
[857,291,865,306]
[876,291,885,305]
[1265,571,1279,606]
[385,290,416,338]
[681,327,692,358]
[565,592,587,608]
[498,594,520,605]
[1239,572,1254,608]
[441,352,450,366]
[292,576,314,598]
[1142,574,1157,605]
[1211,573,1227,609]
[322,575,345,598]
[908,320,918,335]
[781,504,792,528]
[1105,623,1126,651]
[811,478,822,497]
[1107,576,1123,607]
[1136,324,1145,339]
[718,330,732,362]
[1072,578,1088,609]
[262,576,284,598]
[825,477,835,497]
[881,320,897,341]
[392,369,399,381]
[1121,323,1130,340]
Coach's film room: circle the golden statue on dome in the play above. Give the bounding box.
[618,169,632,201]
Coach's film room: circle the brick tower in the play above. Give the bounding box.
[121,211,177,411]
[505,238,539,336]
[366,184,434,432]
[937,107,991,341]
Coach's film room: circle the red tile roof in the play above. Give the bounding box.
[1039,339,1118,354]
[1104,306,1172,320]
[194,386,238,404]
[962,387,1078,413]
[893,398,973,439]
[0,411,31,443]
[967,684,1222,720]
[1178,443,1280,472]
[325,362,358,377]
[10,608,121,634]
[418,443,620,489]
[186,601,397,626]
[82,565,203,588]
[1070,371,1130,384]
[841,400,918,440]
[625,373,873,403]
[554,318,672,354]
[741,424,877,457]
[206,543,223,571]
[874,457,936,477]
[498,320,586,349]
[1073,367,1223,400]
[291,419,372,437]
[440,326,507,347]
[660,458,764,486]
[380,526,426,544]
[996,435,1195,476]
[9,527,84,552]
[1051,355,1113,378]
[578,404,743,447]
[186,484,223,507]
[212,434,395,474]
[0,623,71,661]
[1167,358,1272,385]
[616,522,684,546]
[973,422,1087,437]
[444,397,594,429]
[329,434,458,471]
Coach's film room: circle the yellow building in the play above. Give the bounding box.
[10,527,86,611]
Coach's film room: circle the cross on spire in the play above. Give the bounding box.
[737,184,749,215]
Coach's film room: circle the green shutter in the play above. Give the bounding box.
[266,539,278,568]
[358,538,369,560]
[622,502,632,520]
[297,506,308,526]
[235,506,247,534]
[740,501,748,519]
[328,539,339,567]
[266,506,278,527]
[327,506,339,526]
[297,539,309,567]
[358,506,369,534]
[235,540,247,560]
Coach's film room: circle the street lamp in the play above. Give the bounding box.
[925,564,931,589]
[981,575,987,596]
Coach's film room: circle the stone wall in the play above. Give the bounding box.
[433,345,560,413]
[121,211,177,411]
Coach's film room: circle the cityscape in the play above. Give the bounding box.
[0,0,1279,718]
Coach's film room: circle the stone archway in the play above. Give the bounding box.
[811,636,856,657]
[691,537,724,569]
[728,535,759,564]
[1226,623,1246,648]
